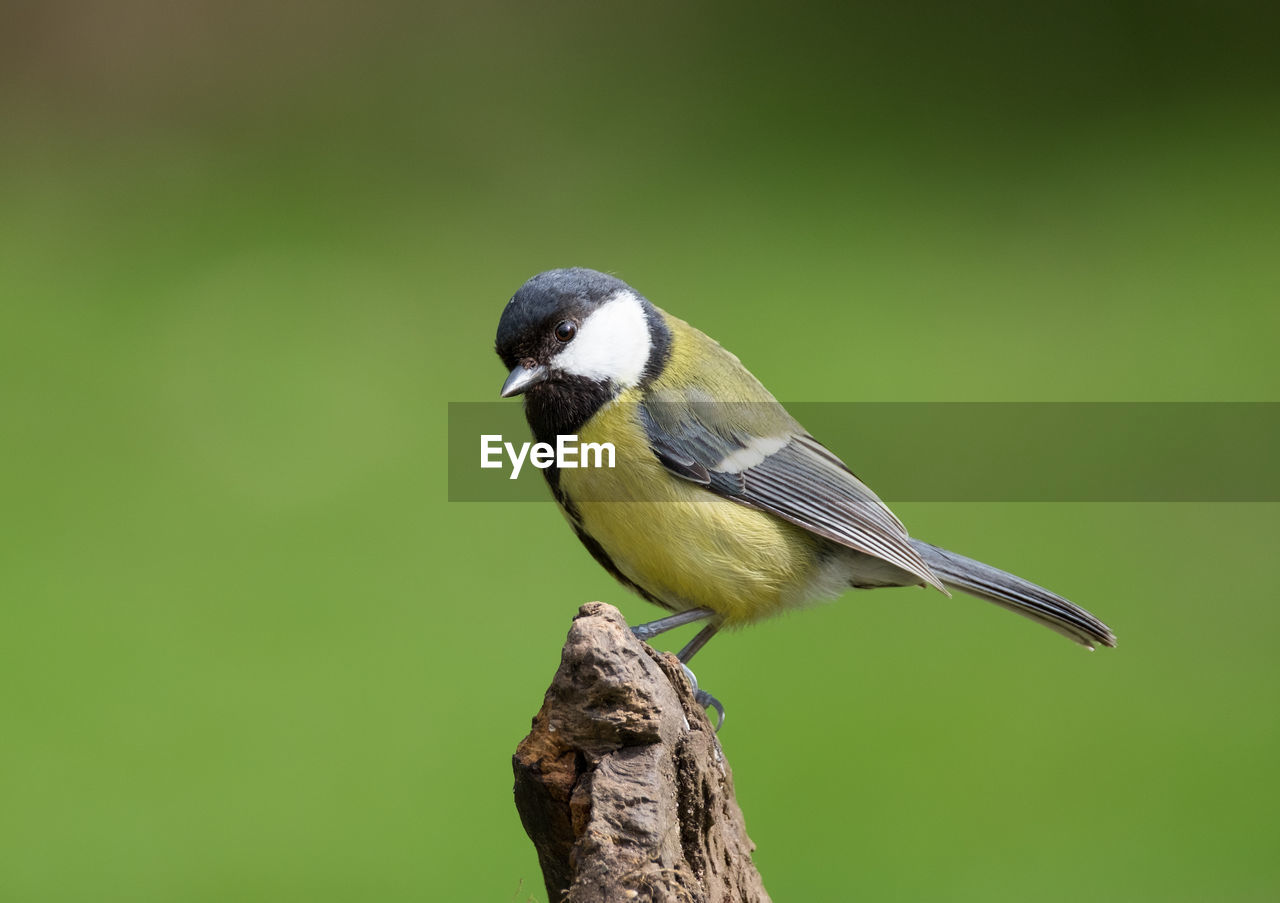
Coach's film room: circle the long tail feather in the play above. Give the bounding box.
[911,540,1117,650]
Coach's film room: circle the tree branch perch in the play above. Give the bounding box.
[513,602,771,903]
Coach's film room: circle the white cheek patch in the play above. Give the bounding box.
[713,436,790,473]
[554,290,652,388]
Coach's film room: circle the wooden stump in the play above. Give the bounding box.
[513,602,771,902]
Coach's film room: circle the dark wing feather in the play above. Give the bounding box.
[640,403,944,592]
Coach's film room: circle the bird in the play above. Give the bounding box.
[494,267,1115,723]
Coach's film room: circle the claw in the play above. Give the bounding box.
[695,688,726,731]
[681,663,726,732]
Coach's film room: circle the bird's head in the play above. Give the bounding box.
[495,268,668,400]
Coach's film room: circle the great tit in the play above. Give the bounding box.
[495,268,1115,717]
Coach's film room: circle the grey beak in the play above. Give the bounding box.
[500,363,549,397]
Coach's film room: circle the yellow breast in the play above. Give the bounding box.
[559,395,823,626]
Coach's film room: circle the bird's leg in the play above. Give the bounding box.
[679,624,725,731]
[629,607,714,641]
[631,610,726,731]
[676,623,719,664]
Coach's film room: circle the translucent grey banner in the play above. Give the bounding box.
[447,402,1280,502]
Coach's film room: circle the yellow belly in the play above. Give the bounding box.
[559,400,825,626]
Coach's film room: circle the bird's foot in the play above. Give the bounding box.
[681,663,725,732]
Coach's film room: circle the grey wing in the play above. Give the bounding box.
[639,403,945,592]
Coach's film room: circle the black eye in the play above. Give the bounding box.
[554,320,577,343]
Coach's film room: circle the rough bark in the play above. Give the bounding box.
[513,602,770,903]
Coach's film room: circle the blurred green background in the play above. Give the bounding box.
[2,1,1278,900]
